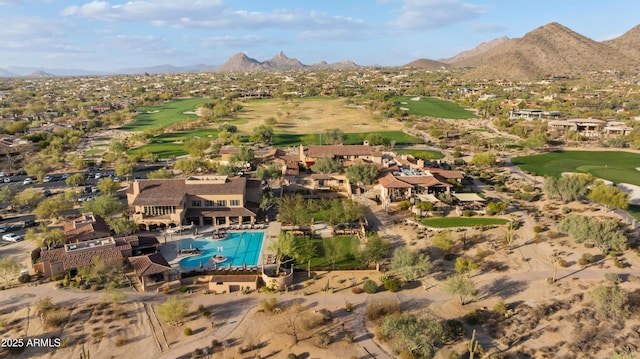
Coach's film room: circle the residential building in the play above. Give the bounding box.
[64,213,111,243]
[127,176,262,230]
[299,144,382,168]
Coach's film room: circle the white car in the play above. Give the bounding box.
[61,173,70,180]
[94,173,102,179]
[23,177,32,185]
[3,177,10,183]
[3,233,22,242]
[43,175,53,183]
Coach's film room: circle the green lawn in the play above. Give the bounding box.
[128,128,219,159]
[395,96,477,119]
[420,217,510,228]
[305,236,361,270]
[119,98,209,131]
[626,205,640,221]
[393,148,444,160]
[272,131,423,147]
[511,151,640,186]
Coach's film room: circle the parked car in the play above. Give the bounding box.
[61,173,70,180]
[23,220,37,228]
[94,173,102,179]
[43,175,53,183]
[15,169,26,176]
[3,233,23,242]
[3,177,10,183]
[23,177,33,185]
[0,225,7,233]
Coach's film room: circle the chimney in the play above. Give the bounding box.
[133,180,140,195]
[417,159,425,168]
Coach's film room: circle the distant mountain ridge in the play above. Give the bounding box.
[214,51,359,72]
[1,22,639,79]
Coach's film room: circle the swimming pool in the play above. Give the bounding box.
[178,231,264,269]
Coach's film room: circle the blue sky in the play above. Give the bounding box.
[1,0,639,71]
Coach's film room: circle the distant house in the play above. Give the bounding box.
[378,172,452,203]
[64,213,111,243]
[299,144,382,168]
[509,109,563,120]
[548,118,606,138]
[127,176,262,230]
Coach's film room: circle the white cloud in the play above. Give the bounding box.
[201,34,264,48]
[61,1,364,31]
[389,0,487,30]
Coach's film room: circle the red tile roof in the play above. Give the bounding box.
[305,144,381,158]
[128,253,171,277]
[378,173,413,188]
[131,177,247,206]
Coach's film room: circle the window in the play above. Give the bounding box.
[143,206,175,216]
[204,200,214,207]
[230,200,240,207]
[216,200,227,206]
[191,200,202,207]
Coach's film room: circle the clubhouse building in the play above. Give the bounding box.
[127,176,262,230]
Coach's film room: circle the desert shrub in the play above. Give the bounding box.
[365,298,400,321]
[463,309,485,325]
[18,273,31,283]
[344,301,353,312]
[475,249,488,260]
[202,310,211,318]
[115,336,128,347]
[614,258,625,268]
[179,286,189,293]
[582,253,594,263]
[287,354,297,359]
[533,225,542,233]
[260,298,278,313]
[211,339,220,348]
[79,284,88,290]
[558,259,569,267]
[398,348,417,359]
[314,331,331,347]
[351,287,363,294]
[184,327,193,336]
[383,278,401,292]
[362,279,378,294]
[345,333,355,343]
[36,296,54,314]
[44,309,68,328]
[443,319,465,341]
[91,284,100,291]
[492,299,509,317]
[605,273,622,284]
[562,207,572,214]
[398,201,412,210]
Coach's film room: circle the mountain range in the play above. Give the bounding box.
[1,22,639,80]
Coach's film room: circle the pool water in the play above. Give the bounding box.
[179,231,264,268]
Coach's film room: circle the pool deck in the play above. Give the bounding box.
[157,222,281,272]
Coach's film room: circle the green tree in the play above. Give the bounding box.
[455,257,480,277]
[157,296,191,326]
[292,236,316,278]
[174,158,199,174]
[0,257,20,285]
[431,230,456,255]
[470,152,496,167]
[250,124,274,144]
[83,195,125,217]
[379,312,444,359]
[253,164,282,187]
[558,215,627,253]
[13,188,44,209]
[109,139,128,154]
[588,183,629,212]
[310,157,343,174]
[183,137,210,158]
[97,177,120,196]
[0,185,17,203]
[356,234,391,268]
[34,194,73,220]
[24,161,48,181]
[543,174,594,202]
[390,247,431,282]
[66,173,86,186]
[345,163,378,185]
[147,168,174,179]
[106,218,137,236]
[322,128,346,145]
[443,274,477,305]
[590,285,630,323]
[115,161,135,178]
